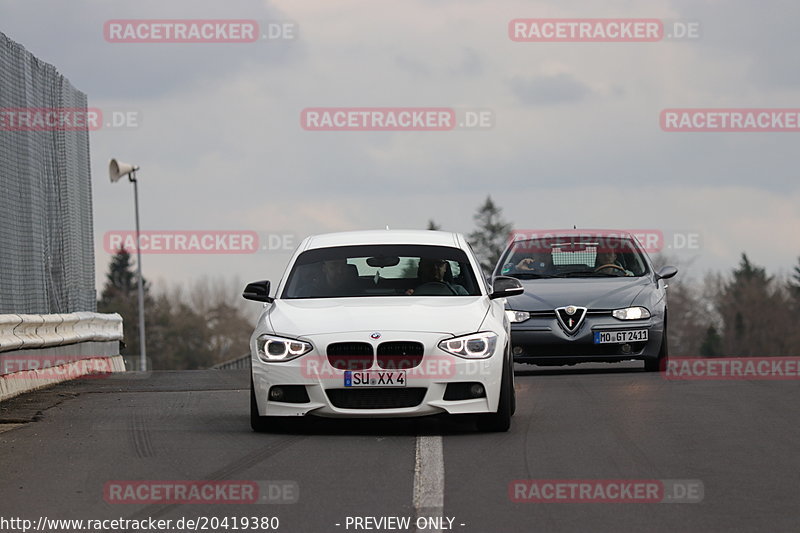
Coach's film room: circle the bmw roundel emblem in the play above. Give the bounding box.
[370,332,382,339]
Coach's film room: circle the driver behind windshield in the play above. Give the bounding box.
[594,251,634,276]
[406,258,468,295]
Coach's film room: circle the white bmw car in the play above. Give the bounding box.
[242,230,523,432]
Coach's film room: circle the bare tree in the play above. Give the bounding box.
[650,253,711,356]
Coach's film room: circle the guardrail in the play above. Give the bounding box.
[213,354,250,370]
[0,312,123,353]
[0,313,125,401]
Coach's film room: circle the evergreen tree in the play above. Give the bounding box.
[99,249,137,301]
[97,248,149,357]
[699,325,722,357]
[467,196,513,273]
[715,253,788,356]
[789,256,800,349]
[731,253,770,286]
[789,256,800,306]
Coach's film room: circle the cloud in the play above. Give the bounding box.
[2,0,796,290]
[510,73,593,106]
[0,0,302,99]
[668,0,800,90]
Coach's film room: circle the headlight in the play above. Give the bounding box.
[505,310,530,323]
[438,332,498,359]
[256,334,313,362]
[612,307,651,320]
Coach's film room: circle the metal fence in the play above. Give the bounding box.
[212,354,250,370]
[0,31,96,314]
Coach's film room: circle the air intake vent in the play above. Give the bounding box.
[326,388,427,409]
[327,342,374,370]
[376,341,424,369]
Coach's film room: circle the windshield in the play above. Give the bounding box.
[282,244,482,298]
[497,236,649,278]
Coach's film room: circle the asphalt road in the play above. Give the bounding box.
[0,363,797,533]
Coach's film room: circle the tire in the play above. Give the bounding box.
[509,351,517,416]
[644,318,669,372]
[250,377,270,432]
[476,354,513,432]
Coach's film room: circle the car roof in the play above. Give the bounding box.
[511,229,637,239]
[301,230,462,250]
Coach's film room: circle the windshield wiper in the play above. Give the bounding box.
[553,270,617,277]
[510,272,557,279]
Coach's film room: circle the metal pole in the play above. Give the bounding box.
[131,172,147,372]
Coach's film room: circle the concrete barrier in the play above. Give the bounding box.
[0,313,125,401]
[0,355,126,402]
[0,315,23,351]
[0,312,123,353]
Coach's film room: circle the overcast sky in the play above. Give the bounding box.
[2,0,799,294]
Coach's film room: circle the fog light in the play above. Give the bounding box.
[620,343,632,354]
[513,346,523,355]
[443,382,486,401]
[269,387,284,401]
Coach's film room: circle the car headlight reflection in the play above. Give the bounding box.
[256,334,312,362]
[505,310,530,323]
[612,307,651,320]
[438,332,498,359]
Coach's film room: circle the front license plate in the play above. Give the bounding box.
[594,330,649,344]
[344,370,406,387]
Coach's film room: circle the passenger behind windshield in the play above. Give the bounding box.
[501,250,553,277]
[295,259,360,297]
[514,251,553,274]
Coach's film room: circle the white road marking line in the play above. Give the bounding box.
[413,435,444,533]
[0,423,24,434]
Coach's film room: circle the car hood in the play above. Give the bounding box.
[267,297,489,337]
[506,277,650,311]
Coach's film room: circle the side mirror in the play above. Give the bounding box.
[655,266,678,281]
[243,280,273,302]
[489,276,524,299]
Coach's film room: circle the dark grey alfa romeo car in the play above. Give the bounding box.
[493,231,677,371]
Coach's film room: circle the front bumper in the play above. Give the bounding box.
[251,332,506,418]
[510,315,663,365]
